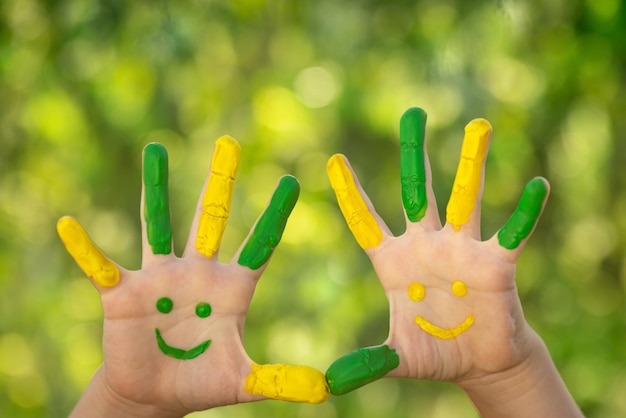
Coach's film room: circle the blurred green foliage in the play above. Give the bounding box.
[1,0,625,416]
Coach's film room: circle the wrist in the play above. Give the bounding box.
[457,331,583,418]
[70,367,184,418]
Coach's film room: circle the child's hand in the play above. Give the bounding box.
[58,137,329,418]
[325,108,550,393]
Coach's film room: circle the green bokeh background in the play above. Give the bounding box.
[1,0,625,416]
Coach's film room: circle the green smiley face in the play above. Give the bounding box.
[155,297,213,360]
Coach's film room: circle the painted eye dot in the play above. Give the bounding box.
[408,282,426,302]
[156,297,173,314]
[451,281,468,297]
[195,302,212,318]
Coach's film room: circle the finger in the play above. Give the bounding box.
[327,154,390,250]
[400,107,429,222]
[57,216,121,288]
[244,363,329,404]
[194,135,241,258]
[496,177,550,253]
[325,345,400,395]
[237,175,299,270]
[142,142,173,256]
[445,118,492,236]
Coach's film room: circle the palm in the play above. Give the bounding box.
[325,108,549,395]
[374,227,527,382]
[99,258,257,411]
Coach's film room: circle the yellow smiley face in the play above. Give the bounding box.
[407,280,474,339]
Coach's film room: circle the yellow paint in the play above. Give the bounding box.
[414,312,474,340]
[451,280,467,297]
[408,282,426,302]
[56,216,120,287]
[408,280,473,339]
[245,363,329,404]
[446,118,492,231]
[327,154,382,249]
[196,136,241,257]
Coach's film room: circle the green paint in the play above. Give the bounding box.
[325,345,400,395]
[497,177,548,249]
[143,143,172,255]
[156,297,173,314]
[195,302,212,318]
[155,328,211,360]
[238,175,300,269]
[400,107,428,222]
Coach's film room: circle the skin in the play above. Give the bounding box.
[411,279,474,340]
[60,139,328,418]
[325,108,583,418]
[155,298,213,360]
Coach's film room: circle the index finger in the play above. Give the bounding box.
[237,175,300,270]
[327,154,386,250]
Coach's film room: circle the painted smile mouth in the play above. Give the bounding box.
[414,312,475,339]
[155,328,212,360]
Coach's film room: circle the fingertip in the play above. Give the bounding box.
[244,363,330,404]
[213,135,242,171]
[327,154,352,189]
[327,153,346,172]
[530,176,551,196]
[143,141,167,154]
[215,134,242,151]
[465,118,493,137]
[56,215,74,234]
[326,345,400,395]
[524,177,550,206]
[273,175,300,216]
[496,176,550,251]
[278,174,300,196]
[400,107,428,133]
[143,143,169,183]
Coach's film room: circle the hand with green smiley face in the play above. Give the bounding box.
[58,137,329,418]
[325,108,583,417]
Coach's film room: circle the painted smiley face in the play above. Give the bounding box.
[407,280,474,339]
[154,297,213,360]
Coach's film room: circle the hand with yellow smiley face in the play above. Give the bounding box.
[325,108,583,417]
[58,137,329,417]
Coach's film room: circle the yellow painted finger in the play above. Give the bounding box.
[327,154,382,249]
[57,216,120,287]
[245,363,329,404]
[196,136,241,258]
[446,119,492,231]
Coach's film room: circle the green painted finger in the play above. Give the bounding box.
[325,345,400,395]
[400,107,428,222]
[497,177,548,250]
[238,175,300,269]
[143,143,173,255]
